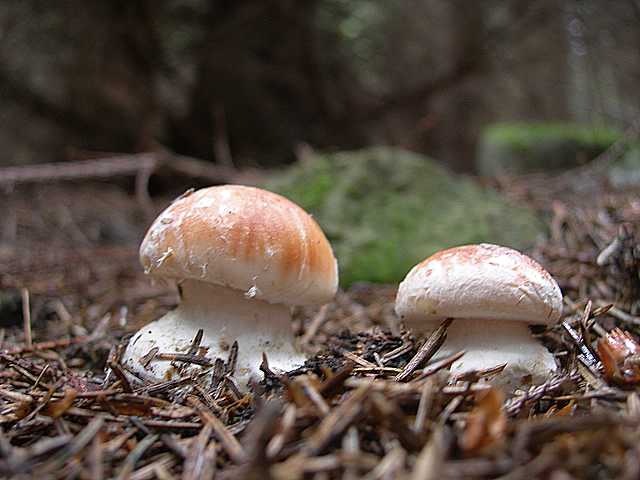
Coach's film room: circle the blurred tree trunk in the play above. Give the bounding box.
[433,0,488,171]
[61,1,163,151]
[170,0,361,166]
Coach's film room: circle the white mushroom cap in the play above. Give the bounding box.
[395,243,563,326]
[140,185,338,306]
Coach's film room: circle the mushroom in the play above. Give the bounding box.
[123,185,338,386]
[395,243,563,386]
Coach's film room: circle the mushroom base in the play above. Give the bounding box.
[122,280,306,388]
[409,319,557,388]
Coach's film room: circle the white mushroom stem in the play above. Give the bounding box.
[122,280,306,387]
[405,318,557,387]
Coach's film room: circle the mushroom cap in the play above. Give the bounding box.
[140,185,338,306]
[395,243,562,325]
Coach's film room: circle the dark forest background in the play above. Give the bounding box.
[1,0,638,171]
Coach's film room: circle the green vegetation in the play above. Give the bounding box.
[484,123,621,149]
[266,147,544,286]
[478,122,621,176]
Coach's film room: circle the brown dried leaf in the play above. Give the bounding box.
[461,388,506,454]
[285,378,311,409]
[150,405,196,419]
[0,401,32,423]
[555,401,575,417]
[597,328,640,385]
[101,394,169,416]
[43,388,78,418]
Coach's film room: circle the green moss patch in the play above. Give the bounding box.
[265,147,544,286]
[478,122,621,176]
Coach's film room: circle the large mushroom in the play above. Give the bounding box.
[123,185,338,386]
[395,243,563,386]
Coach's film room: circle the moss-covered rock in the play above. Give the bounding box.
[265,147,545,286]
[477,122,621,176]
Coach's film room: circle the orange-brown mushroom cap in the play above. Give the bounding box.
[140,185,338,306]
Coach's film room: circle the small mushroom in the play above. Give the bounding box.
[123,185,338,386]
[395,243,563,386]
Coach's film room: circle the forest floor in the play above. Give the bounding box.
[0,173,639,479]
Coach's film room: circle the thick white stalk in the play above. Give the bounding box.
[405,318,557,387]
[122,280,306,387]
